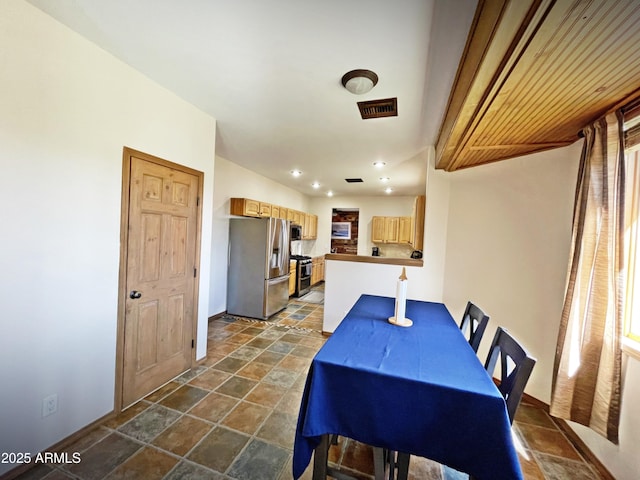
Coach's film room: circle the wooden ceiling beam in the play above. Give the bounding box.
[434,0,640,172]
[468,141,572,151]
[434,0,542,171]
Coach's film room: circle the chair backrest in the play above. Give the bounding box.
[484,327,536,424]
[459,301,490,353]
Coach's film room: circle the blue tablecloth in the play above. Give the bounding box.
[293,294,523,480]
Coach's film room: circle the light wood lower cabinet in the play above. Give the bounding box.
[289,260,296,296]
[311,256,325,285]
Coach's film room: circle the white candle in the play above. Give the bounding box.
[395,267,408,321]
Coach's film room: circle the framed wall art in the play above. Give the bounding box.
[331,222,351,240]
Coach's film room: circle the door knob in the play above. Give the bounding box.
[129,290,142,299]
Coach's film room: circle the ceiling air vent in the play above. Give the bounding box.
[345,178,364,183]
[357,97,398,119]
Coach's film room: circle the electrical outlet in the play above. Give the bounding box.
[42,394,58,417]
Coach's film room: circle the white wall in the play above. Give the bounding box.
[420,148,451,302]
[442,144,581,401]
[208,156,308,316]
[0,1,216,474]
[441,142,640,479]
[323,260,428,332]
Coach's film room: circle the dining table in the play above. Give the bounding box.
[292,294,523,480]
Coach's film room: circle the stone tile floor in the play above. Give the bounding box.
[12,285,605,479]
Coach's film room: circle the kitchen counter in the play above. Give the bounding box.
[324,253,423,267]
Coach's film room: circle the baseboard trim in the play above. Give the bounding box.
[208,311,226,322]
[0,411,115,480]
[520,390,548,409]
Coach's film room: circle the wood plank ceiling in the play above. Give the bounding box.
[435,0,640,172]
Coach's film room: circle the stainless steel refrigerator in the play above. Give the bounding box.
[227,217,290,320]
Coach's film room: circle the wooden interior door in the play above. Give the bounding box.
[119,148,201,408]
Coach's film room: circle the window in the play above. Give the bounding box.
[623,112,640,352]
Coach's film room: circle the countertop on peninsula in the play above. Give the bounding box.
[324,253,423,267]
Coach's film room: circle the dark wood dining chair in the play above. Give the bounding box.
[484,326,536,424]
[384,327,536,480]
[459,301,490,353]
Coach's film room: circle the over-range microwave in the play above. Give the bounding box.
[291,224,302,241]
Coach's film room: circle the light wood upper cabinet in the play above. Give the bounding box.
[230,197,275,218]
[372,215,413,244]
[371,216,387,243]
[230,198,316,239]
[288,209,302,226]
[287,208,301,224]
[230,198,261,217]
[309,214,318,239]
[259,202,271,217]
[372,216,401,243]
[302,213,318,240]
[303,214,310,238]
[398,216,412,244]
[412,195,425,250]
[386,217,399,243]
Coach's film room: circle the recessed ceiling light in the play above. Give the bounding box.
[290,170,302,177]
[373,161,386,168]
[311,182,320,189]
[385,187,393,194]
[327,191,334,197]
[379,177,390,183]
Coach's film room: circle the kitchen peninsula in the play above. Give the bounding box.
[322,253,425,333]
[324,253,423,267]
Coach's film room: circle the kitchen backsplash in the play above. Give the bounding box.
[290,240,304,256]
[376,243,414,258]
